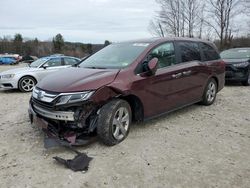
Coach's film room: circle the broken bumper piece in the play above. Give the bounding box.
[33,104,75,121]
[28,104,96,148]
[53,146,93,172]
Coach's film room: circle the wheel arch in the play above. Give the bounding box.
[92,86,145,122]
[18,75,38,89]
[210,76,219,91]
[18,75,38,84]
[120,94,144,122]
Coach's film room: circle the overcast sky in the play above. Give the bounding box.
[0,0,159,43]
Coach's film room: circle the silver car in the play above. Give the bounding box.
[0,55,80,92]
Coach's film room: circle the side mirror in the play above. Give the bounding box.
[140,58,158,77]
[148,57,158,75]
[43,64,49,69]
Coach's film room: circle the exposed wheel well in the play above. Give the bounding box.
[211,76,219,90]
[120,95,144,122]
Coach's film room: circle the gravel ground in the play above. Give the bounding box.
[0,64,250,188]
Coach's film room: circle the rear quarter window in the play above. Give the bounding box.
[177,41,201,63]
[200,43,220,61]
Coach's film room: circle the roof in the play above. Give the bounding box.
[43,55,80,59]
[118,37,215,45]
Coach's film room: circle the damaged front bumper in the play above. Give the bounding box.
[28,99,98,147]
[32,104,75,121]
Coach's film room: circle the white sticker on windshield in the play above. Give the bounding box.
[238,50,247,52]
[122,62,129,66]
[133,43,149,47]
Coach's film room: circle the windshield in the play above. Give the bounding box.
[220,49,250,59]
[30,58,49,68]
[80,43,149,69]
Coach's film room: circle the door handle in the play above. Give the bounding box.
[182,70,192,76]
[172,73,182,78]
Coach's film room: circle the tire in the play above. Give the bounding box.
[18,76,37,92]
[241,74,250,86]
[97,99,132,146]
[201,78,217,106]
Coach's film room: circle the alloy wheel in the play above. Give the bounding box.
[112,107,130,141]
[21,78,35,92]
[206,82,216,103]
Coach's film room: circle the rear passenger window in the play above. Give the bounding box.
[64,58,79,65]
[178,42,201,63]
[149,42,176,68]
[46,58,62,67]
[200,43,220,61]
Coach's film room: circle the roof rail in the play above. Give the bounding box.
[49,54,64,57]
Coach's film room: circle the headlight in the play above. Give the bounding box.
[1,74,15,79]
[233,62,249,67]
[56,91,94,105]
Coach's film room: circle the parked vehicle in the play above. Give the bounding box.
[0,57,17,65]
[220,48,250,86]
[19,55,38,64]
[29,38,225,146]
[0,55,80,92]
[0,54,21,65]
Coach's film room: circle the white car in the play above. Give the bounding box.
[0,55,80,92]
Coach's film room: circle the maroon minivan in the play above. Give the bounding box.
[29,38,225,146]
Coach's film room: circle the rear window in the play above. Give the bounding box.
[64,58,79,65]
[177,42,201,63]
[200,43,220,61]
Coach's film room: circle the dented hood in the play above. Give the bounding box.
[37,67,120,92]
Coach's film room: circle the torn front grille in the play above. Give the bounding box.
[32,97,55,110]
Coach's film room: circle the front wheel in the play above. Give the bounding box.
[201,78,217,106]
[18,76,36,92]
[97,99,132,146]
[241,73,250,86]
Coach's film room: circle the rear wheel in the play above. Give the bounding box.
[241,73,250,86]
[201,78,217,106]
[97,99,132,146]
[18,76,36,92]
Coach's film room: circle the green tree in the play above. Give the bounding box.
[86,43,93,54]
[34,38,39,45]
[13,33,23,54]
[80,44,86,53]
[14,33,23,43]
[52,33,64,53]
[104,40,111,47]
[23,41,32,56]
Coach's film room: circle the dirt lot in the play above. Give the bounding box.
[0,64,250,188]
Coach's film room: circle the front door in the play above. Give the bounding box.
[36,57,63,81]
[132,42,195,118]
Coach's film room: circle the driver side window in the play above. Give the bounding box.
[149,42,176,68]
[45,58,62,67]
[135,42,177,74]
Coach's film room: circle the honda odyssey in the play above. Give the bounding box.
[29,38,225,146]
